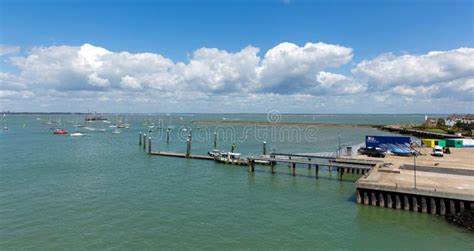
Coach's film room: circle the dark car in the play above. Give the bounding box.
[358,147,386,158]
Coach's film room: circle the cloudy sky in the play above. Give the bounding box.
[0,0,473,113]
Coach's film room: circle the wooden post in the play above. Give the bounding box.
[213,131,217,149]
[339,168,344,180]
[291,163,296,176]
[363,192,369,205]
[440,199,446,215]
[271,162,275,174]
[148,137,152,154]
[396,195,401,209]
[421,197,428,213]
[379,193,385,207]
[387,194,393,208]
[404,195,410,211]
[431,198,437,215]
[371,192,377,206]
[315,164,319,178]
[308,158,311,169]
[263,141,266,155]
[412,196,418,212]
[186,133,192,157]
[143,134,147,150]
[139,131,142,145]
[166,129,170,143]
[460,201,465,214]
[186,139,191,157]
[356,190,362,204]
[449,200,456,215]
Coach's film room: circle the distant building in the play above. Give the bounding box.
[446,114,474,127]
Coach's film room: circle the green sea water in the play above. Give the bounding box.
[1,114,472,250]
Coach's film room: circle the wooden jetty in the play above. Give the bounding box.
[248,154,377,179]
[150,151,214,160]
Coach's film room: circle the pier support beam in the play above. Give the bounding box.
[387,194,393,208]
[371,192,377,206]
[263,141,266,155]
[363,192,369,205]
[460,201,465,214]
[356,190,362,204]
[308,158,311,169]
[339,168,344,180]
[166,129,171,143]
[139,131,142,145]
[440,199,446,216]
[404,195,410,211]
[412,196,418,212]
[449,200,456,215]
[143,134,147,151]
[396,195,401,209]
[421,197,427,213]
[291,163,296,176]
[379,193,385,207]
[431,198,437,215]
[315,165,319,178]
[271,162,275,174]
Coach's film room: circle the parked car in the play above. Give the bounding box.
[358,147,386,158]
[433,145,444,157]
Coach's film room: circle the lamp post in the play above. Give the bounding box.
[413,152,417,189]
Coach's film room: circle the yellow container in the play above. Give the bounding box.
[422,139,436,147]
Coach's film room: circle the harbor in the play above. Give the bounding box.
[2,114,473,250]
[138,125,474,229]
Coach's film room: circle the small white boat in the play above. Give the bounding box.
[99,129,106,132]
[2,126,8,130]
[70,132,86,137]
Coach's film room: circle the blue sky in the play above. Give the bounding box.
[0,0,473,113]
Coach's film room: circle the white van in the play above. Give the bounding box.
[433,145,444,157]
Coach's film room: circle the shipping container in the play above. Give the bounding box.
[422,139,446,147]
[461,138,474,147]
[366,135,411,148]
[445,139,464,148]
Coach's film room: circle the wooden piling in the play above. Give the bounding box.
[449,200,455,215]
[371,192,377,206]
[213,131,217,149]
[356,190,362,204]
[431,198,437,215]
[379,193,385,207]
[363,192,369,205]
[263,141,266,155]
[315,164,319,178]
[139,131,142,145]
[166,129,170,143]
[291,163,296,176]
[271,162,275,174]
[396,195,401,209]
[148,137,152,154]
[308,158,311,169]
[404,195,410,211]
[421,197,428,213]
[387,194,393,208]
[143,134,147,150]
[440,199,446,215]
[412,196,418,212]
[460,201,465,214]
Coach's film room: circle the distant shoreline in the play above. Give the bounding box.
[191,120,382,128]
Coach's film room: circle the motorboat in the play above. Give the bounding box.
[208,149,223,158]
[2,126,8,130]
[53,128,68,134]
[70,131,86,137]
